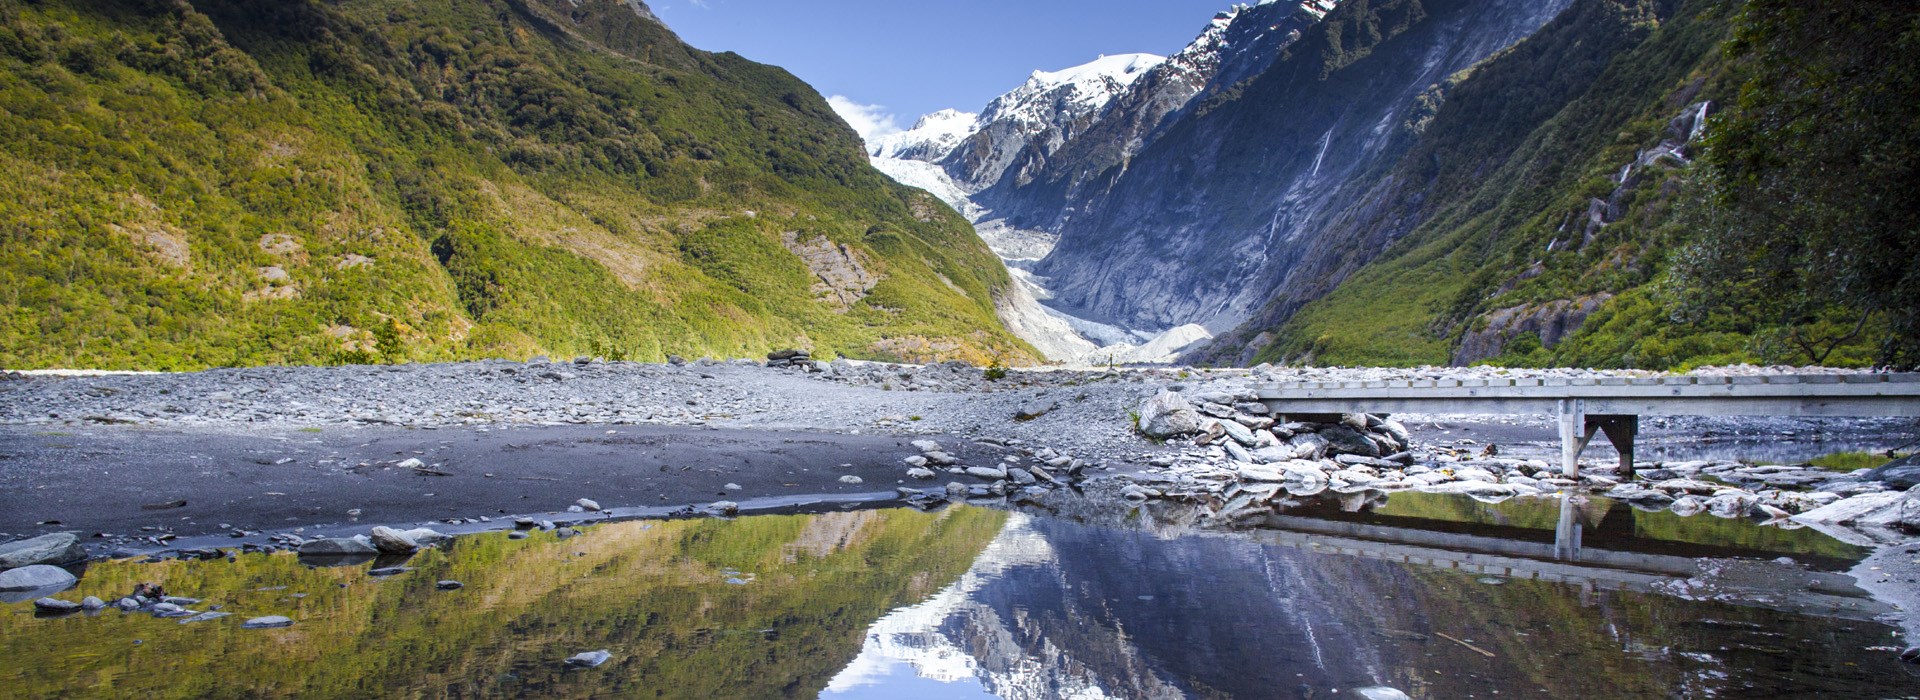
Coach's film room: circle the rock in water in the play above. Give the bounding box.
[80,596,105,610]
[565,650,612,668]
[0,564,77,592]
[34,597,81,613]
[368,526,419,554]
[436,580,463,590]
[399,528,451,546]
[1138,391,1205,439]
[710,501,739,516]
[0,533,87,570]
[242,616,294,629]
[905,467,937,480]
[297,538,377,556]
[838,475,864,484]
[576,498,601,512]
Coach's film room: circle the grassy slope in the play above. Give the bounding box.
[1241,0,1867,369]
[0,0,1036,370]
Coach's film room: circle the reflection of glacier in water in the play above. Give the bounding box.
[825,501,1908,699]
[824,511,1403,699]
[823,512,1115,699]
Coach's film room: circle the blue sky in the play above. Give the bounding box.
[651,0,1233,137]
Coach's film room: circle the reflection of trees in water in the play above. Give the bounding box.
[0,507,1008,698]
[944,512,1906,699]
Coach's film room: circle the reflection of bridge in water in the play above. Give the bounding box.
[1255,496,1891,622]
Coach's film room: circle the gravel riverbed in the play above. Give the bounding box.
[3,357,1919,643]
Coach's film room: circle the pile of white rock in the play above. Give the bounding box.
[893,438,1089,507]
[1120,389,1920,537]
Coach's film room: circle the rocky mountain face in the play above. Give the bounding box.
[1032,0,1574,334]
[0,0,1035,369]
[1190,0,1739,367]
[971,0,1343,236]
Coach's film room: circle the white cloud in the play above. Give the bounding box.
[826,95,901,144]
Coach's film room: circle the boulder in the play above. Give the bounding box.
[0,533,87,570]
[1793,491,1907,526]
[368,526,419,554]
[1214,420,1256,447]
[1861,454,1920,490]
[0,564,78,592]
[1318,426,1382,458]
[1137,391,1205,439]
[1014,399,1058,420]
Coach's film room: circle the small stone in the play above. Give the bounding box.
[576,498,601,512]
[396,458,424,469]
[910,439,943,453]
[33,597,81,613]
[838,475,864,484]
[179,611,232,624]
[80,596,105,610]
[905,467,937,480]
[724,483,743,491]
[710,501,739,516]
[242,616,294,629]
[437,580,463,590]
[923,451,959,466]
[965,467,1009,480]
[368,566,411,576]
[1014,399,1058,420]
[508,531,530,540]
[564,649,612,668]
[903,455,928,468]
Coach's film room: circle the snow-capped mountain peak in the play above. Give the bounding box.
[870,108,979,160]
[1025,53,1163,91]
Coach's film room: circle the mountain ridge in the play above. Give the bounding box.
[0,0,1038,370]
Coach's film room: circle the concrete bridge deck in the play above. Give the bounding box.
[1255,373,1920,476]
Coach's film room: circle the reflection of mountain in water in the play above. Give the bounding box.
[830,511,1407,697]
[830,507,1911,698]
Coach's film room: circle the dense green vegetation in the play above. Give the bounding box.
[1236,0,1913,369]
[0,507,1010,698]
[0,0,1035,370]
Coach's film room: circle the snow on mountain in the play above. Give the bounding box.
[870,109,979,161]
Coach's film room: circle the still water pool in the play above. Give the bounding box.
[4,495,1918,698]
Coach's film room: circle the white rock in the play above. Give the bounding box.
[368,526,419,554]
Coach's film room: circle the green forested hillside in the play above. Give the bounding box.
[0,0,1036,370]
[1225,0,1911,370]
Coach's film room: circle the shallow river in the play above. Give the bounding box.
[5,494,1918,698]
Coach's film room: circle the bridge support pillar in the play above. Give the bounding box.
[1556,399,1637,478]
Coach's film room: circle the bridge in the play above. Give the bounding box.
[1254,373,1920,477]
